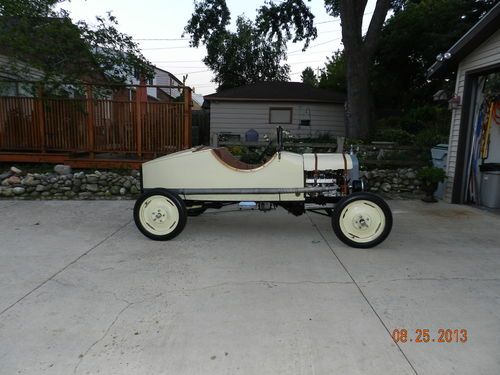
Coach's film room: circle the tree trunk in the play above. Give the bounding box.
[338,0,391,139]
[345,50,371,139]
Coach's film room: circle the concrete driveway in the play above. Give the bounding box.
[0,200,498,375]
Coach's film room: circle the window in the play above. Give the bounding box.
[269,107,292,124]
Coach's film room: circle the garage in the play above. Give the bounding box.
[427,2,500,208]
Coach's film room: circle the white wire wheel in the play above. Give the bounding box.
[332,192,392,248]
[134,189,187,240]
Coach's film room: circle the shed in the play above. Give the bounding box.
[204,82,346,143]
[427,3,500,207]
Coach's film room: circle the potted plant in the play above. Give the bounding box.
[417,166,446,202]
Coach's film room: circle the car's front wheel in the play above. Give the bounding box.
[331,192,392,248]
[134,189,187,241]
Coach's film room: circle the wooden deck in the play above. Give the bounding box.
[0,83,192,168]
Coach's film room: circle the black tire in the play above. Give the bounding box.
[331,192,392,248]
[134,189,187,241]
[187,206,207,217]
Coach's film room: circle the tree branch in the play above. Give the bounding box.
[364,0,391,56]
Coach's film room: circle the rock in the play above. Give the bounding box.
[130,185,139,194]
[23,175,40,186]
[119,187,126,195]
[41,191,51,197]
[54,164,72,175]
[131,169,140,178]
[123,180,132,189]
[73,171,85,179]
[110,185,121,195]
[94,170,102,176]
[406,171,416,179]
[13,187,25,195]
[35,184,46,192]
[1,179,10,186]
[64,180,72,187]
[86,175,98,184]
[72,185,81,193]
[0,171,13,180]
[0,187,14,197]
[78,192,92,199]
[73,179,82,187]
[381,183,391,193]
[10,166,22,174]
[85,184,99,192]
[6,175,21,185]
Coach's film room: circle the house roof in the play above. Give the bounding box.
[427,2,500,78]
[204,82,346,104]
[153,66,183,85]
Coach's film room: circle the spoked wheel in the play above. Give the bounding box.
[332,192,392,248]
[134,189,187,241]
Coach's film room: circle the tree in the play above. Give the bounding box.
[320,1,392,138]
[184,0,296,91]
[372,0,499,114]
[318,50,347,92]
[301,67,318,86]
[0,0,153,84]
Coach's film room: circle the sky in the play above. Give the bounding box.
[59,0,377,96]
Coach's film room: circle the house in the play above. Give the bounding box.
[427,2,500,208]
[115,66,184,102]
[203,82,346,143]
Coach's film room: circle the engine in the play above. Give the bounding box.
[302,153,363,201]
[305,169,346,198]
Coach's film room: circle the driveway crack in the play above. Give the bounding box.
[0,220,132,317]
[72,302,133,374]
[306,214,419,375]
[165,280,353,294]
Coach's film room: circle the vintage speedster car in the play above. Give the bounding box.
[134,134,392,248]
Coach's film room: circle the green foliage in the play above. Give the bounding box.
[0,0,153,84]
[374,128,415,145]
[372,0,498,113]
[255,0,317,49]
[301,67,318,86]
[184,2,292,91]
[318,50,346,92]
[415,129,449,149]
[399,105,451,134]
[417,166,446,184]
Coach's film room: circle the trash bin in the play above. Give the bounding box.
[480,170,500,208]
[431,144,448,199]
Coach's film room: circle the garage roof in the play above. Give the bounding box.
[204,82,346,104]
[427,2,500,78]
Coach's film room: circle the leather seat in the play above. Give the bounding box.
[212,147,265,170]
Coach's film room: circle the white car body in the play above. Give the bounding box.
[141,147,355,202]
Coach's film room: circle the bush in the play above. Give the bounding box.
[415,129,449,149]
[373,128,415,145]
[417,166,446,185]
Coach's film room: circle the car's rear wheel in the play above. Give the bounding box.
[134,189,187,241]
[331,192,392,248]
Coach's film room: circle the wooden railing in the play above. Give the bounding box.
[0,83,192,161]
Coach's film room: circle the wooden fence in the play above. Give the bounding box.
[0,83,192,167]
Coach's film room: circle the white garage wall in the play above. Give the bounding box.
[445,28,500,202]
